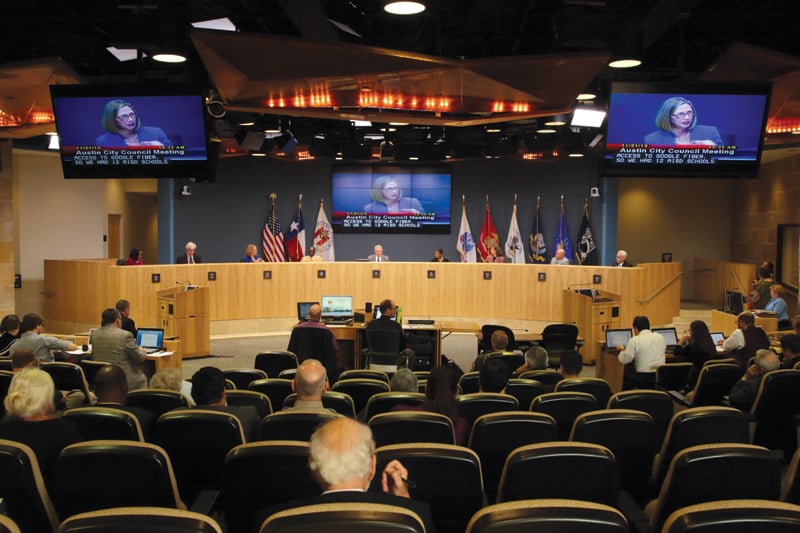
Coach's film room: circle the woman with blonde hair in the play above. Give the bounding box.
[765,284,790,330]
[0,369,81,486]
[241,243,265,263]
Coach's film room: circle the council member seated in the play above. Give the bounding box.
[368,244,390,262]
[550,247,569,265]
[176,241,202,264]
[363,176,424,214]
[95,99,171,147]
[301,245,322,262]
[125,247,143,265]
[430,248,450,262]
[644,96,723,146]
[241,243,265,263]
[612,249,633,267]
[486,243,506,263]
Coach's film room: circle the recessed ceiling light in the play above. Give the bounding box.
[152,53,187,63]
[384,1,426,15]
[486,128,501,133]
[576,93,597,101]
[544,120,566,127]
[608,58,642,69]
[568,153,584,158]
[536,128,557,134]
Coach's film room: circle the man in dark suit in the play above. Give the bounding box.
[365,299,413,368]
[190,366,259,441]
[93,363,155,438]
[612,249,634,267]
[257,417,434,532]
[175,241,202,264]
[115,298,137,337]
[367,244,390,262]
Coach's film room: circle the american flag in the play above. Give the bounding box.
[262,194,285,262]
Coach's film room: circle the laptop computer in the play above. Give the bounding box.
[136,327,165,354]
[296,301,319,322]
[605,328,633,353]
[321,295,354,325]
[652,327,680,353]
[710,332,726,352]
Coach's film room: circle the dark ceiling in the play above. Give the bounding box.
[3,0,800,160]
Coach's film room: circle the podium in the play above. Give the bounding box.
[562,289,621,364]
[157,285,210,359]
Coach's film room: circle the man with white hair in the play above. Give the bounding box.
[729,348,780,410]
[176,241,202,264]
[613,250,633,267]
[258,417,434,531]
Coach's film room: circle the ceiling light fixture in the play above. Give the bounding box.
[383,1,426,15]
[153,53,187,63]
[576,93,597,101]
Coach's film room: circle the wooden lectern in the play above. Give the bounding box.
[562,289,621,364]
[157,285,210,359]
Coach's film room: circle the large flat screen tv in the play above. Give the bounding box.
[603,81,771,178]
[331,165,451,234]
[49,84,216,179]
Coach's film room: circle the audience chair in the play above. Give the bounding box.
[248,378,293,411]
[0,514,18,533]
[363,391,426,421]
[0,439,60,533]
[458,371,480,394]
[703,357,736,367]
[224,378,236,390]
[77,359,110,389]
[368,411,455,447]
[554,377,612,407]
[225,389,273,418]
[671,363,741,407]
[468,411,558,503]
[0,370,14,418]
[518,369,563,388]
[569,409,657,499]
[466,499,630,533]
[457,393,519,432]
[222,368,268,390]
[413,370,430,381]
[64,406,144,441]
[153,409,246,503]
[539,324,579,369]
[278,368,297,380]
[504,378,544,410]
[222,441,318,533]
[255,409,338,442]
[490,354,525,374]
[478,325,517,354]
[331,378,390,414]
[363,328,403,373]
[497,442,619,506]
[259,502,426,533]
[781,446,800,504]
[0,359,12,371]
[749,369,800,457]
[655,362,694,392]
[58,506,223,533]
[607,389,674,448]
[645,443,782,531]
[661,499,800,533]
[372,443,484,533]
[283,391,356,417]
[338,369,390,383]
[254,351,298,378]
[530,391,599,440]
[287,326,338,382]
[41,362,92,404]
[51,440,185,519]
[651,406,751,489]
[127,389,189,419]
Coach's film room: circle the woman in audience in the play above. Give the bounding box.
[675,320,717,388]
[124,247,143,265]
[150,367,195,406]
[394,365,468,445]
[0,314,20,355]
[765,284,791,330]
[0,369,82,487]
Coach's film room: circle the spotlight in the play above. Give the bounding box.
[384,1,426,15]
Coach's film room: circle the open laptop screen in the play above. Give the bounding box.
[605,328,633,349]
[136,328,164,349]
[297,301,319,322]
[710,332,725,345]
[652,327,679,346]
[320,295,353,320]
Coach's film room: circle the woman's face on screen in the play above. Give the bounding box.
[670,103,694,129]
[114,105,137,132]
[382,180,400,201]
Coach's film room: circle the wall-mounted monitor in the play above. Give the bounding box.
[603,81,771,178]
[331,165,451,234]
[49,84,216,179]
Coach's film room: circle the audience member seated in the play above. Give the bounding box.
[793,316,800,337]
[729,348,781,411]
[479,357,512,393]
[150,367,194,406]
[90,308,147,390]
[780,334,800,369]
[765,284,791,330]
[616,315,665,390]
[287,359,336,412]
[365,299,414,367]
[256,417,434,532]
[190,366,260,440]
[287,303,339,381]
[8,313,78,363]
[472,330,515,371]
[393,365,468,445]
[674,320,717,388]
[559,350,583,379]
[11,349,85,409]
[721,312,771,369]
[0,314,20,355]
[0,368,81,488]
[515,346,549,375]
[390,368,419,392]
[93,363,155,438]
[115,299,138,338]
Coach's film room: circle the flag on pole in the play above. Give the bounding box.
[553,195,573,261]
[456,196,477,263]
[262,193,285,262]
[528,196,547,263]
[575,199,598,265]
[478,197,500,262]
[284,195,306,262]
[505,195,525,263]
[313,200,335,262]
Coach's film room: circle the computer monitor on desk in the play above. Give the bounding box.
[296,301,319,322]
[321,295,353,324]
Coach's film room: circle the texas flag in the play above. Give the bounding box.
[285,198,306,262]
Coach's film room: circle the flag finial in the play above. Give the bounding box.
[269,192,277,202]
